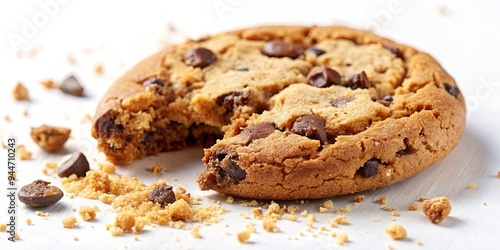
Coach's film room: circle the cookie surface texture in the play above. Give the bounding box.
[92,26,465,199]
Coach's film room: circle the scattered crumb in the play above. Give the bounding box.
[319,200,333,213]
[240,213,250,219]
[226,196,234,204]
[262,217,279,232]
[98,162,116,174]
[416,240,423,246]
[109,226,124,236]
[12,82,29,100]
[468,183,476,189]
[353,195,365,203]
[337,231,348,245]
[331,232,337,237]
[333,215,349,225]
[152,163,163,175]
[237,229,251,243]
[17,145,32,160]
[62,216,78,228]
[15,234,20,240]
[372,218,380,222]
[1,142,7,149]
[134,236,139,241]
[422,197,451,223]
[81,113,92,123]
[252,208,263,219]
[78,206,97,221]
[387,244,393,250]
[22,109,29,116]
[385,222,407,240]
[3,114,10,122]
[40,79,57,88]
[419,197,427,202]
[282,213,298,221]
[190,225,202,238]
[42,161,58,175]
[383,206,396,212]
[0,224,7,231]
[497,171,500,178]
[300,210,308,217]
[377,196,387,205]
[435,4,446,15]
[306,214,316,228]
[483,202,487,206]
[334,205,351,213]
[94,63,104,74]
[392,211,400,217]
[36,211,49,217]
[25,218,32,225]
[408,202,419,211]
[73,236,79,241]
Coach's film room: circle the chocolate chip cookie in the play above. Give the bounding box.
[92,26,465,199]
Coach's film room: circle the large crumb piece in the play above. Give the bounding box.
[78,206,97,221]
[337,231,349,245]
[30,125,71,152]
[17,145,32,160]
[62,216,78,228]
[237,229,251,243]
[422,197,451,223]
[12,82,29,100]
[262,217,279,232]
[385,222,407,240]
[190,225,202,238]
[114,211,136,232]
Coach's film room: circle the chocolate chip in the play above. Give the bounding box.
[378,95,394,107]
[444,83,460,98]
[349,71,372,89]
[234,68,249,72]
[356,160,379,178]
[142,77,164,87]
[218,152,246,181]
[307,68,342,88]
[57,152,90,178]
[330,96,355,108]
[262,40,304,59]
[184,47,217,68]
[148,185,176,207]
[383,43,403,59]
[215,92,248,112]
[291,115,328,144]
[18,180,64,207]
[307,48,326,56]
[239,123,275,145]
[96,112,124,138]
[59,75,84,96]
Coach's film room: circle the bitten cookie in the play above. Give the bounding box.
[92,26,465,199]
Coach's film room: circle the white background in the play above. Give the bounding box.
[0,0,499,249]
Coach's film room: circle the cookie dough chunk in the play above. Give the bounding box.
[92,26,465,199]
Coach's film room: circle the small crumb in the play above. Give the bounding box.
[392,211,400,217]
[80,113,92,123]
[40,79,57,88]
[62,216,78,228]
[17,145,32,160]
[1,142,7,149]
[422,197,451,223]
[306,214,316,227]
[408,202,419,211]
[78,206,97,221]
[36,211,49,217]
[98,162,116,174]
[15,234,20,240]
[73,236,79,241]
[3,115,10,122]
[333,215,349,225]
[22,109,29,117]
[237,229,251,243]
[383,206,396,212]
[416,240,423,246]
[331,232,337,237]
[134,236,139,241]
[282,213,298,221]
[191,225,202,238]
[334,205,351,213]
[226,196,234,204]
[353,195,365,203]
[387,244,393,250]
[385,222,407,240]
[419,197,427,202]
[252,208,263,219]
[25,218,32,225]
[94,63,104,74]
[435,4,446,15]
[372,218,380,222]
[328,219,337,227]
[337,231,348,245]
[0,224,7,231]
[468,183,476,189]
[109,226,124,236]
[301,210,308,217]
[497,171,500,178]
[377,196,387,205]
[152,163,162,175]
[240,213,250,219]
[12,82,29,100]
[483,202,487,206]
[262,217,279,232]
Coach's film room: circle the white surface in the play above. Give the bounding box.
[1,0,500,249]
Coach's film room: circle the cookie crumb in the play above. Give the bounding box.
[416,240,423,246]
[237,229,251,243]
[300,210,308,217]
[15,234,20,240]
[483,202,487,206]
[109,226,124,236]
[282,213,298,221]
[17,145,32,160]
[152,163,163,175]
[25,218,32,225]
[372,218,380,222]
[497,171,500,178]
[40,79,57,88]
[468,183,476,189]
[134,236,139,241]
[94,64,104,74]
[391,211,400,217]
[226,196,234,204]
[385,222,407,240]
[98,162,116,174]
[3,115,10,122]
[306,214,316,228]
[73,236,79,241]
[262,217,279,232]
[353,195,365,203]
[408,202,419,211]
[0,224,7,231]
[191,225,202,238]
[62,216,78,228]
[387,244,393,250]
[333,215,349,225]
[252,208,263,219]
[12,82,29,100]
[36,211,49,217]
[422,197,451,223]
[334,205,351,213]
[320,200,333,212]
[377,196,387,205]
[78,206,97,221]
[383,206,396,212]
[337,231,348,245]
